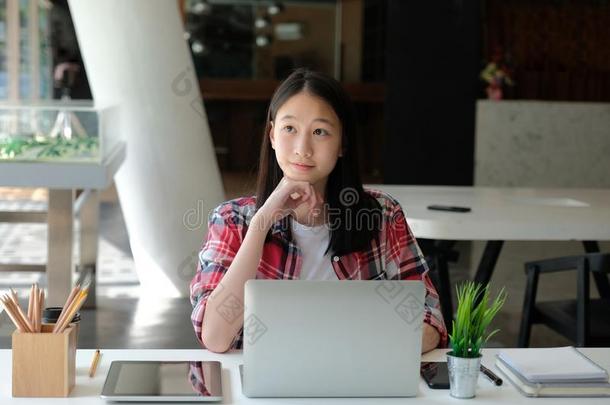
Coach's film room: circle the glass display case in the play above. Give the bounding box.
[0,101,113,163]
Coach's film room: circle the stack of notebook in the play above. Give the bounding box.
[495,347,610,397]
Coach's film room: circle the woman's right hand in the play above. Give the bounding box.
[252,177,320,231]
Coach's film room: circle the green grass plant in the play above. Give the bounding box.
[449,281,506,358]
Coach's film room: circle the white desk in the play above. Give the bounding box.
[366,185,610,241]
[1,348,609,403]
[366,185,610,328]
[0,142,126,308]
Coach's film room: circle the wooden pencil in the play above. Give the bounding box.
[1,295,28,332]
[10,288,19,304]
[89,349,101,377]
[7,291,34,332]
[35,284,41,332]
[34,284,41,332]
[32,288,39,332]
[9,288,27,329]
[1,296,24,332]
[38,288,45,332]
[55,285,80,326]
[27,285,34,324]
[61,289,87,330]
[53,285,81,333]
[54,295,83,333]
[55,289,88,333]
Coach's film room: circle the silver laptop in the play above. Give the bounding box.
[241,280,425,397]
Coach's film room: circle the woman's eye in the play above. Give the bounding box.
[283,125,295,133]
[313,128,329,136]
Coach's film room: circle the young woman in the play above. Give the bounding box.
[190,68,446,353]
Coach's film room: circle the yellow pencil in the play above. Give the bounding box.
[89,349,101,377]
[53,286,81,333]
[56,289,88,333]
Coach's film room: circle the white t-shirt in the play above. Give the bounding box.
[290,219,338,280]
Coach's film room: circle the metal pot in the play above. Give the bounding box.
[447,351,482,399]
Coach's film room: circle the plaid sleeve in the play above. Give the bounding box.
[383,201,448,348]
[189,203,244,349]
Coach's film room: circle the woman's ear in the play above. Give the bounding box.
[269,121,275,150]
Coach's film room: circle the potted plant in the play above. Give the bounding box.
[447,281,506,399]
[480,45,515,100]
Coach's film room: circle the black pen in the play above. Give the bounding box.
[480,364,503,386]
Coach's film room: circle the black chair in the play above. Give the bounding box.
[518,253,610,347]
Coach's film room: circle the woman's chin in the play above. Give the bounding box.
[285,171,314,181]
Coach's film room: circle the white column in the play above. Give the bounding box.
[28,0,40,100]
[68,0,225,297]
[6,0,20,100]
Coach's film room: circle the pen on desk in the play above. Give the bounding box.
[480,364,503,386]
[89,349,102,378]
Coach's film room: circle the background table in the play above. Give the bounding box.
[0,142,125,307]
[366,185,610,327]
[1,347,609,404]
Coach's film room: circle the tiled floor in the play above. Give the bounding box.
[0,174,588,349]
[0,296,199,349]
[0,197,139,292]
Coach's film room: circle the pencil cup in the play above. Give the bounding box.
[11,324,77,397]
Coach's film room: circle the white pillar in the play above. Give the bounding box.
[6,0,20,100]
[68,0,225,297]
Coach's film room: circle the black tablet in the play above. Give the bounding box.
[101,360,222,402]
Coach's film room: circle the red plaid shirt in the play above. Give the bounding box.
[190,188,447,349]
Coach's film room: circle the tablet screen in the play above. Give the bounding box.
[101,361,222,401]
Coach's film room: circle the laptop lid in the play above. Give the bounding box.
[242,280,425,397]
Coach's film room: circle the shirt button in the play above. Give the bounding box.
[333,256,340,262]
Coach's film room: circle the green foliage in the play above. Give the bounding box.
[0,138,34,158]
[449,281,506,358]
[0,136,98,160]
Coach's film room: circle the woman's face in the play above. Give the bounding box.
[269,91,343,194]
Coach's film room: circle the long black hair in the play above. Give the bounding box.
[255,68,381,257]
